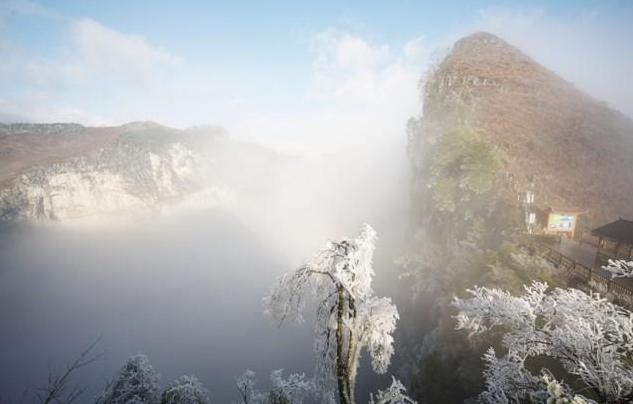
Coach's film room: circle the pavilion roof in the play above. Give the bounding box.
[592,218,633,245]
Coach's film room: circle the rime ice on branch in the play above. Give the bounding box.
[263,224,399,404]
[369,377,417,404]
[161,375,210,404]
[453,282,633,403]
[604,259,633,279]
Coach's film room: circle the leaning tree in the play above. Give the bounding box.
[264,224,399,404]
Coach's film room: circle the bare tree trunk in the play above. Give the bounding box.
[346,296,358,404]
[336,286,353,404]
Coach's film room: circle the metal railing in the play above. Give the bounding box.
[537,243,633,303]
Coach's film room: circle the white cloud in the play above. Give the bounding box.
[70,18,179,83]
[315,30,388,72]
[0,17,189,125]
[233,30,429,154]
[310,30,423,103]
[308,31,428,150]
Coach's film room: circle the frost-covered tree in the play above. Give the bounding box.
[161,375,209,404]
[264,225,399,404]
[604,259,633,279]
[236,370,259,403]
[96,354,160,404]
[453,282,633,403]
[266,370,314,404]
[235,369,314,404]
[368,377,416,404]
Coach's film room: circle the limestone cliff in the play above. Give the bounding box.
[0,122,232,221]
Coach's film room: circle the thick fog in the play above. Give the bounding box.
[0,138,410,403]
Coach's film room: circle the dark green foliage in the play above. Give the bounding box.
[426,126,516,247]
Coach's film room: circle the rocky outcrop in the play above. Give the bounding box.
[0,122,229,221]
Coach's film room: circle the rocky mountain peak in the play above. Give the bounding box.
[452,31,521,57]
[415,31,633,226]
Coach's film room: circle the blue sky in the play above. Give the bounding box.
[1,0,632,152]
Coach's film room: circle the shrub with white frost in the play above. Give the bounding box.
[453,281,633,403]
[369,377,416,404]
[96,354,160,404]
[161,375,209,404]
[236,369,315,404]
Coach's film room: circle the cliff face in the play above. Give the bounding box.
[0,122,232,221]
[410,32,633,233]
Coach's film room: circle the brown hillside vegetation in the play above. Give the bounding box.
[0,123,131,186]
[422,31,633,224]
[0,122,228,188]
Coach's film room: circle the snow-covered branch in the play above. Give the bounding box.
[161,375,210,404]
[603,259,633,279]
[236,369,315,404]
[453,282,633,402]
[369,377,416,404]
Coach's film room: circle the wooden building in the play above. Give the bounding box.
[592,218,633,268]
